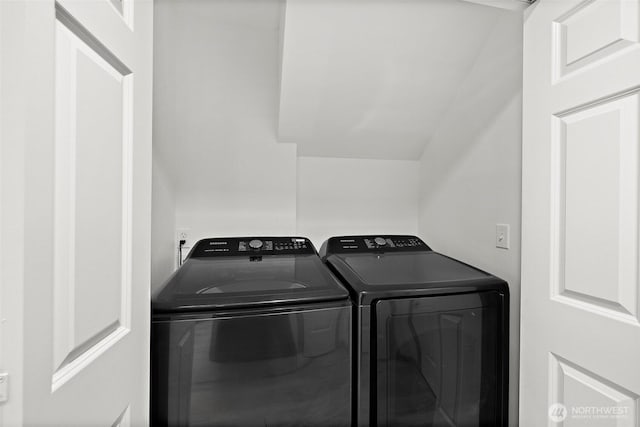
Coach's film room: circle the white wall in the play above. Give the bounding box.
[417,10,523,425]
[154,0,297,251]
[297,156,419,248]
[150,155,176,293]
[174,141,297,248]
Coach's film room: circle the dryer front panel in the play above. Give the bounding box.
[374,291,507,427]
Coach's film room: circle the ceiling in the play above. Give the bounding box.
[277,0,512,160]
[153,0,521,180]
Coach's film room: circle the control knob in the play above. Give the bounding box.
[249,239,263,249]
[374,237,387,246]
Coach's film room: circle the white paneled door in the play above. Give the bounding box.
[1,0,153,425]
[521,0,640,425]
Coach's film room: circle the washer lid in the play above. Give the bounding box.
[153,237,349,313]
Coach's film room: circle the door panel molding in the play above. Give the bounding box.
[549,353,639,426]
[52,8,134,391]
[549,90,640,324]
[106,0,133,30]
[112,405,131,427]
[56,4,131,76]
[552,0,640,81]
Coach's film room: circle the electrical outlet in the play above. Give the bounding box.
[176,228,191,267]
[177,228,190,242]
[496,224,510,249]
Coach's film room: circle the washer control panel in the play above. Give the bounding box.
[325,235,431,255]
[190,237,314,258]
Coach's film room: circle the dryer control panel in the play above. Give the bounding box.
[189,237,315,258]
[324,235,431,255]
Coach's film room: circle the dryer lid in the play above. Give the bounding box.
[321,235,507,304]
[339,251,490,286]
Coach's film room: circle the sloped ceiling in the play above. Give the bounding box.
[278,0,510,160]
[154,0,521,180]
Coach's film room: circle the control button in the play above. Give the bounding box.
[374,237,387,246]
[249,239,263,249]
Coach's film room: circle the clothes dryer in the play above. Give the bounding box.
[320,235,509,427]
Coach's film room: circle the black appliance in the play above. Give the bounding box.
[320,235,509,427]
[152,237,352,427]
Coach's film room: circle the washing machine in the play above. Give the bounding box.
[151,237,352,427]
[320,235,509,427]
